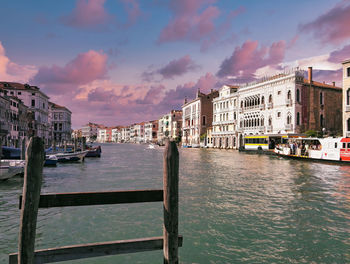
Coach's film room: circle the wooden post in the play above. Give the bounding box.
[21,139,26,160]
[52,139,55,152]
[82,137,86,151]
[64,140,67,152]
[18,137,45,264]
[74,138,77,152]
[163,140,179,264]
[0,137,2,165]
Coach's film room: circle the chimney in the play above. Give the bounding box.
[184,97,187,104]
[332,81,335,87]
[308,67,312,83]
[197,88,200,98]
[210,88,213,93]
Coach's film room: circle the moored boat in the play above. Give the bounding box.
[274,137,350,163]
[85,145,102,157]
[0,160,25,180]
[44,155,58,166]
[55,150,89,163]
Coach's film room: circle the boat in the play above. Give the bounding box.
[44,155,58,166]
[55,150,89,163]
[147,144,155,149]
[1,146,21,159]
[85,145,102,157]
[0,160,25,180]
[274,137,350,163]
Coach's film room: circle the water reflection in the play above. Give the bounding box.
[0,145,349,263]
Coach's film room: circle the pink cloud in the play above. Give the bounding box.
[299,1,350,44]
[328,44,350,64]
[312,69,342,87]
[216,40,286,82]
[158,0,219,43]
[142,55,199,81]
[61,0,113,29]
[32,50,108,94]
[0,41,37,83]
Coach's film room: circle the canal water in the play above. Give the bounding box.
[0,143,349,263]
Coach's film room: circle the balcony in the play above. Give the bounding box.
[346,131,350,137]
[259,104,265,110]
[239,108,243,113]
[258,126,265,132]
[267,103,273,109]
[286,99,292,106]
[267,126,273,132]
[346,105,350,112]
[285,124,293,131]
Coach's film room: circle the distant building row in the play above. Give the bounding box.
[77,63,349,148]
[0,82,72,147]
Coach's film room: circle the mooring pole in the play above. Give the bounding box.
[18,137,44,264]
[82,137,86,151]
[20,138,26,160]
[163,140,179,264]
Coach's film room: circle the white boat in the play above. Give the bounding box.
[274,137,350,163]
[55,150,89,163]
[147,144,156,149]
[0,160,25,180]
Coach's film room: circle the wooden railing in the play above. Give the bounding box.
[9,137,182,264]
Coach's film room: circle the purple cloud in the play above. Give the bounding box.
[217,40,286,82]
[142,55,199,81]
[61,0,114,29]
[299,1,350,44]
[328,44,350,63]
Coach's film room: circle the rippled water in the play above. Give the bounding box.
[1,144,350,263]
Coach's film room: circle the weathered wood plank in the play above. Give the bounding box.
[19,189,163,209]
[18,137,45,264]
[9,236,183,264]
[163,140,179,264]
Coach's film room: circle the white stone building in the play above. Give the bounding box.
[81,123,100,142]
[49,102,72,144]
[0,82,50,144]
[97,128,107,143]
[158,110,182,144]
[144,120,158,143]
[212,85,239,148]
[120,127,130,142]
[343,59,350,137]
[134,123,145,143]
[112,127,120,142]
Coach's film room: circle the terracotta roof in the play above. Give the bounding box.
[303,79,342,90]
[49,101,72,113]
[0,81,49,98]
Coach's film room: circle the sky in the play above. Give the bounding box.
[1,0,350,128]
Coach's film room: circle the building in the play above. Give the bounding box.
[234,67,342,147]
[120,127,130,142]
[81,122,101,142]
[97,127,107,142]
[134,122,145,143]
[112,127,120,142]
[212,85,239,148]
[129,124,136,143]
[144,120,158,143]
[158,110,182,144]
[49,102,72,144]
[72,129,82,139]
[343,59,350,137]
[0,82,50,144]
[171,119,182,142]
[182,89,219,147]
[0,92,10,144]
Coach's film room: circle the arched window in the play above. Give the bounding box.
[241,101,243,108]
[347,119,350,131]
[268,117,272,126]
[261,117,264,126]
[261,96,265,104]
[287,114,292,124]
[296,89,300,102]
[257,97,260,105]
[287,90,291,99]
[320,92,324,105]
[320,114,324,127]
[269,94,273,103]
[297,112,300,126]
[244,101,247,107]
[347,89,350,105]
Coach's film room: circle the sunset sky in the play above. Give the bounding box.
[1,0,350,128]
